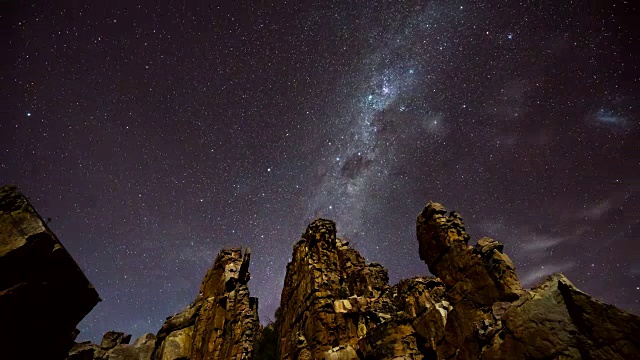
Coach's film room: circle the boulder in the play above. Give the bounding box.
[101,331,132,350]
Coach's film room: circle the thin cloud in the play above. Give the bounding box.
[520,262,576,287]
[521,234,568,251]
[581,200,613,220]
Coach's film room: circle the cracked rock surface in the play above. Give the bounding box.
[415,202,640,360]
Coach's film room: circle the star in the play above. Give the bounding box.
[3,1,636,343]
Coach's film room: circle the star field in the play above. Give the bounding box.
[2,1,638,342]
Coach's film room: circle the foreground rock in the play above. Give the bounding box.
[0,185,100,359]
[152,247,259,360]
[273,204,640,359]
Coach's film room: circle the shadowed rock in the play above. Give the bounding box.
[0,185,100,359]
[67,332,156,360]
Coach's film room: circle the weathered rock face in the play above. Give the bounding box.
[0,185,100,359]
[6,183,637,360]
[415,202,640,359]
[152,247,259,360]
[277,219,364,358]
[274,205,640,359]
[415,202,525,358]
[275,219,437,359]
[102,333,156,360]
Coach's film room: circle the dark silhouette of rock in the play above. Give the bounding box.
[253,323,278,360]
[0,185,100,359]
[152,247,259,360]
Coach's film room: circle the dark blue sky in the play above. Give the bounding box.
[3,1,638,342]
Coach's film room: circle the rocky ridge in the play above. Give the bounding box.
[271,202,640,359]
[413,202,640,359]
[64,248,260,360]
[2,185,638,359]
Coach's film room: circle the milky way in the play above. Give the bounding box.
[307,3,459,238]
[3,1,638,341]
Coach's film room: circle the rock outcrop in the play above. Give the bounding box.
[67,332,156,360]
[152,247,259,360]
[273,204,640,359]
[3,183,638,360]
[413,202,640,359]
[0,185,100,359]
[275,219,437,359]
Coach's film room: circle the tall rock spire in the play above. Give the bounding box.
[152,247,259,360]
[275,218,432,359]
[415,202,640,359]
[417,201,522,305]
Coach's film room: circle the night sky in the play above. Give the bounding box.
[3,1,638,342]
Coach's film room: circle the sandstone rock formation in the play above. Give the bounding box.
[0,185,100,359]
[412,202,640,359]
[275,218,436,359]
[273,204,640,359]
[4,183,638,360]
[152,247,259,360]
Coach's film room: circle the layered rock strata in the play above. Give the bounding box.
[152,247,259,360]
[0,185,100,359]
